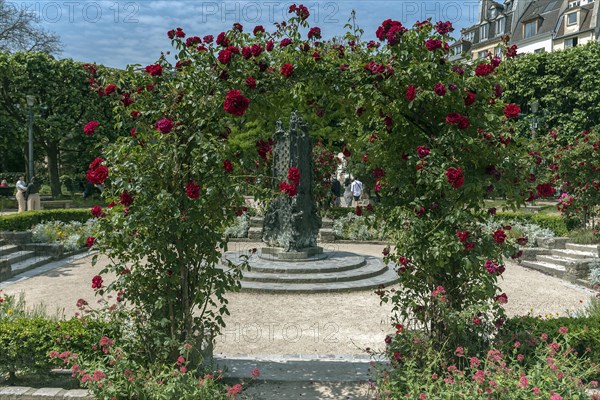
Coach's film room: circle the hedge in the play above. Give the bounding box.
[0,209,91,231]
[0,317,118,377]
[497,315,600,366]
[495,212,569,236]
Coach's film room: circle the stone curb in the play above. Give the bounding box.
[0,387,90,399]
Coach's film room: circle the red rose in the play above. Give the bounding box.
[506,44,518,58]
[495,293,508,304]
[266,40,274,52]
[425,39,443,51]
[504,103,521,119]
[289,3,309,20]
[90,206,104,218]
[474,63,495,77]
[86,165,108,185]
[464,92,476,107]
[223,90,250,116]
[91,274,103,288]
[445,113,470,129]
[434,82,446,96]
[145,64,163,76]
[287,167,300,185]
[280,38,293,47]
[119,191,134,207]
[279,181,297,197]
[312,51,321,61]
[155,118,174,134]
[218,49,233,64]
[104,84,117,95]
[185,36,201,47]
[84,120,99,136]
[536,183,556,198]
[406,84,416,101]
[434,21,454,35]
[185,180,201,199]
[89,157,104,170]
[281,63,294,78]
[233,22,243,32]
[464,242,475,251]
[308,27,321,39]
[245,76,257,89]
[86,236,96,248]
[203,35,213,43]
[250,44,262,57]
[216,32,229,47]
[493,229,506,243]
[223,159,233,173]
[372,167,385,178]
[445,167,464,189]
[253,25,265,35]
[174,27,185,38]
[456,231,469,242]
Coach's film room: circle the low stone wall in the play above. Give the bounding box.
[0,387,91,399]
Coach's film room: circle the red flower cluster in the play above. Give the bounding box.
[289,4,309,20]
[104,84,117,95]
[434,21,454,35]
[287,167,300,186]
[120,191,134,207]
[90,206,104,218]
[416,146,430,157]
[434,82,446,96]
[216,32,229,47]
[257,139,274,161]
[446,113,470,129]
[167,28,185,39]
[279,182,297,196]
[145,64,163,76]
[503,103,521,119]
[86,236,96,248]
[86,158,108,185]
[185,180,201,199]
[84,120,99,136]
[493,229,506,243]
[155,118,174,134]
[218,49,233,64]
[456,231,469,242]
[474,62,495,77]
[185,36,201,47]
[375,19,406,45]
[425,39,443,51]
[280,167,301,197]
[464,91,476,107]
[246,76,257,89]
[484,259,505,275]
[253,25,265,35]
[506,44,518,58]
[281,63,294,78]
[536,183,556,198]
[445,167,464,189]
[223,90,250,116]
[223,159,233,173]
[308,27,321,40]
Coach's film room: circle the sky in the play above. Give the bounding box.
[12,0,481,68]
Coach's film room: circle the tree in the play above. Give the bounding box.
[0,0,61,53]
[0,52,114,196]
[503,42,600,142]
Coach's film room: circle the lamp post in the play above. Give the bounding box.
[26,95,35,182]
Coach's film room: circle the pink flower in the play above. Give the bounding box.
[550,395,563,400]
[227,383,243,399]
[495,293,508,304]
[250,368,260,378]
[558,326,568,334]
[84,121,99,136]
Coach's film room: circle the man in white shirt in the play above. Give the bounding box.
[350,177,363,205]
[15,176,27,213]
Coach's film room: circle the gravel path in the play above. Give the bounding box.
[1,242,595,356]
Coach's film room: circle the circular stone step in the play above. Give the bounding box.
[222,251,366,274]
[221,250,398,293]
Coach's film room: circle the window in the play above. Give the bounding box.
[565,37,578,48]
[534,48,545,53]
[463,30,475,42]
[524,20,538,38]
[478,50,489,59]
[569,0,580,7]
[496,17,506,36]
[494,47,503,57]
[479,24,489,40]
[567,12,578,25]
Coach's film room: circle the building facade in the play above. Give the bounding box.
[450,0,600,59]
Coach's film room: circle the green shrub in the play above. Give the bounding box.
[0,317,118,378]
[497,315,600,365]
[0,209,91,231]
[495,212,569,236]
[569,228,600,245]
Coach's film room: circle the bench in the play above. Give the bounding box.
[41,200,74,209]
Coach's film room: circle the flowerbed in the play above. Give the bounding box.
[31,219,95,251]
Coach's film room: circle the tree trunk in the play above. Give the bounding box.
[46,141,62,197]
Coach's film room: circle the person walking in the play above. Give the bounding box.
[343,177,353,207]
[26,176,41,211]
[350,177,363,205]
[331,175,342,207]
[15,176,27,213]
